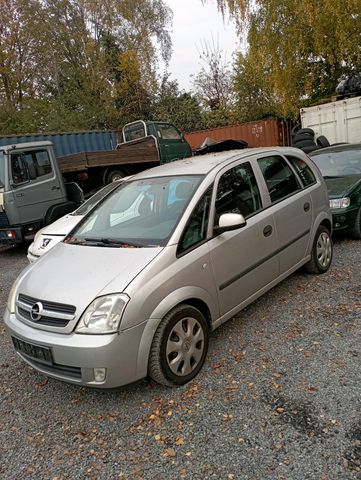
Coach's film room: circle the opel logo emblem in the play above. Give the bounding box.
[30,302,43,321]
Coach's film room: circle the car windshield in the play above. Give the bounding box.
[73,182,120,216]
[0,151,5,187]
[67,175,203,248]
[311,148,361,177]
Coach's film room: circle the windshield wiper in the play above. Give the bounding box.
[84,237,143,248]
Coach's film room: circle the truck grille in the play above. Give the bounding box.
[16,293,76,328]
[0,211,9,227]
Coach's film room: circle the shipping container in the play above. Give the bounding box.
[300,96,361,144]
[184,118,292,150]
[0,130,118,158]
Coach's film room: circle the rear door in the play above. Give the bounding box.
[208,158,279,317]
[9,147,64,224]
[256,154,313,274]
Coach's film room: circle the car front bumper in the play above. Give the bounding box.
[4,309,149,388]
[331,206,359,232]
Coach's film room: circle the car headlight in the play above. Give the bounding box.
[75,294,129,334]
[6,278,19,313]
[329,197,350,209]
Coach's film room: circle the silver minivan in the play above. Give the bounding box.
[4,148,333,388]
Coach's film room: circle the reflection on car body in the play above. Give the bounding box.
[27,180,124,262]
[5,147,332,389]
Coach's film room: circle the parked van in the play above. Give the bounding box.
[5,147,332,388]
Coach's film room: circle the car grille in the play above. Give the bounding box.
[23,356,82,380]
[0,211,9,227]
[16,293,76,328]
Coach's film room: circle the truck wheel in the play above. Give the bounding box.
[305,225,333,274]
[105,169,126,184]
[148,304,209,387]
[350,208,361,240]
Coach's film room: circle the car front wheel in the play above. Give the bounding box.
[305,225,333,274]
[148,304,209,387]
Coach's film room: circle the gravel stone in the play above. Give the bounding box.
[0,239,360,479]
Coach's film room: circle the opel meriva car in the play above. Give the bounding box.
[4,147,333,388]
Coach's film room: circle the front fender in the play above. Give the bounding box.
[135,285,219,379]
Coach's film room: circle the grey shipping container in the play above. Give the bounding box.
[0,130,118,157]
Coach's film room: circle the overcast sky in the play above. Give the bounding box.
[163,0,241,91]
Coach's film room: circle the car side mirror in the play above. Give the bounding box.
[214,213,247,235]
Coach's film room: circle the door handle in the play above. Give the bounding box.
[263,225,273,237]
[51,186,61,191]
[304,202,310,212]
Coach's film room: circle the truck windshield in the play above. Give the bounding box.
[0,151,5,187]
[67,175,203,248]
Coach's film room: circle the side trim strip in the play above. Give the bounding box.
[219,228,310,291]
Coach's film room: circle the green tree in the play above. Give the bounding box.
[192,39,236,127]
[152,76,204,132]
[210,0,361,116]
[0,0,172,133]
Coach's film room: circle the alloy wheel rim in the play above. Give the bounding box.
[316,232,332,267]
[166,317,205,376]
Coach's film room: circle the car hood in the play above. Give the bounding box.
[38,214,82,235]
[18,242,163,313]
[325,176,361,198]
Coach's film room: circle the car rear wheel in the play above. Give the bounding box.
[305,225,333,274]
[148,304,209,387]
[350,208,361,240]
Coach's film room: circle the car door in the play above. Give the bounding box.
[155,123,191,163]
[256,154,313,275]
[208,158,279,317]
[10,148,64,225]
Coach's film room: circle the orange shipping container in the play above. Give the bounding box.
[184,118,292,150]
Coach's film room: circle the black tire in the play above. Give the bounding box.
[350,208,361,240]
[298,128,315,136]
[305,225,333,274]
[291,123,302,138]
[316,135,330,148]
[293,132,315,143]
[303,145,321,153]
[105,169,126,184]
[293,139,317,149]
[148,304,209,387]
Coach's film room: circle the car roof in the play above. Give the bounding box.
[310,143,361,156]
[131,147,306,179]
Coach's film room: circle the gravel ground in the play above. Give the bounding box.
[0,239,360,480]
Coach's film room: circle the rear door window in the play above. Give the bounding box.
[286,155,316,187]
[257,155,300,203]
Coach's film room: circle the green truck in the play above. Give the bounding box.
[0,120,192,245]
